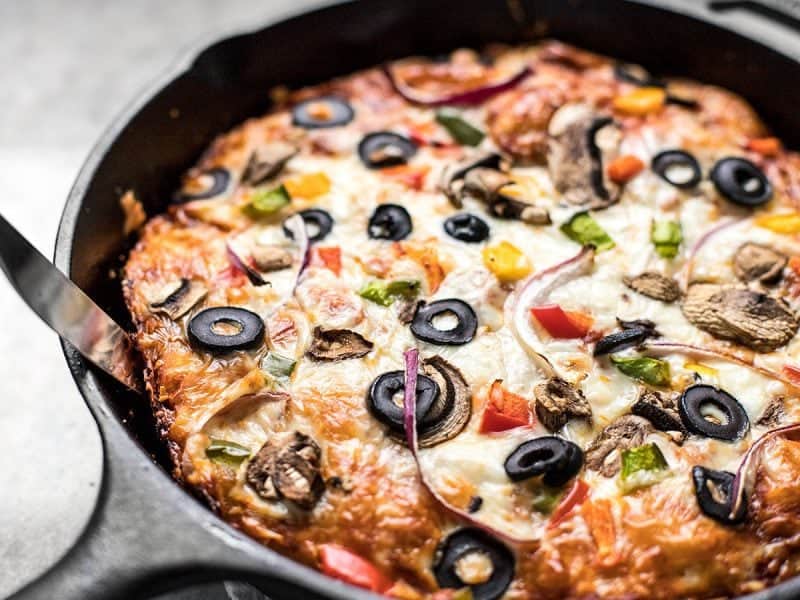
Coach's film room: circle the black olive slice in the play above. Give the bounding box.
[651,150,702,189]
[187,307,265,353]
[433,528,515,600]
[593,326,655,356]
[176,167,231,202]
[368,204,412,240]
[444,213,490,243]
[679,384,749,441]
[282,209,334,243]
[410,299,478,346]
[291,96,354,129]
[358,132,417,169]
[504,437,584,487]
[692,466,746,525]
[367,370,440,432]
[710,157,772,207]
[613,63,665,88]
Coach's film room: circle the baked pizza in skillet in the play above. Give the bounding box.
[123,40,800,599]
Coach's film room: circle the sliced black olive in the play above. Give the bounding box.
[651,150,702,189]
[444,213,490,243]
[367,370,440,432]
[692,466,746,525]
[368,204,412,241]
[176,167,231,202]
[679,384,749,441]
[614,63,665,88]
[433,528,514,600]
[410,299,477,346]
[282,209,334,243]
[358,132,417,169]
[187,307,265,353]
[291,96,354,129]
[504,437,584,487]
[593,326,656,356]
[467,496,483,513]
[710,157,772,207]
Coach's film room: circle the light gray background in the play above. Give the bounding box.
[0,1,324,598]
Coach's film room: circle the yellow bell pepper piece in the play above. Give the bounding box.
[755,212,800,234]
[684,361,719,378]
[613,87,666,116]
[283,172,331,198]
[482,241,532,282]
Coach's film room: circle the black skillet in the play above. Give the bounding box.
[9,0,800,598]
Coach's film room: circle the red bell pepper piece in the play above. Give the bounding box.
[783,364,800,386]
[380,164,430,190]
[548,479,590,529]
[479,380,531,433]
[530,304,593,339]
[316,246,342,276]
[319,544,391,593]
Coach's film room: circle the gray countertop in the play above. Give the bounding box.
[0,1,320,597]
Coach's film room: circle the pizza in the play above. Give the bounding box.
[123,40,800,599]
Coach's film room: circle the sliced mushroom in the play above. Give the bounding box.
[756,397,785,427]
[585,415,654,477]
[732,242,786,284]
[241,142,298,186]
[149,279,208,319]
[623,272,681,303]
[534,377,592,432]
[306,326,373,361]
[631,389,686,441]
[547,103,621,210]
[252,244,293,272]
[682,283,799,352]
[418,355,472,448]
[461,168,551,225]
[246,431,324,510]
[439,151,503,208]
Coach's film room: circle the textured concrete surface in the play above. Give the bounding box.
[0,1,326,598]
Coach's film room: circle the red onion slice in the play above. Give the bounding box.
[679,217,745,291]
[728,423,800,520]
[283,214,311,289]
[226,242,268,287]
[504,246,595,376]
[402,348,540,546]
[384,63,532,107]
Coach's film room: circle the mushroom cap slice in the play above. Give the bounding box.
[418,355,472,448]
[534,377,592,432]
[585,415,654,477]
[682,283,799,352]
[732,242,787,284]
[241,141,298,186]
[149,278,208,320]
[623,272,681,303]
[306,326,374,361]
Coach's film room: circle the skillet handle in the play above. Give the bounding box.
[7,381,364,600]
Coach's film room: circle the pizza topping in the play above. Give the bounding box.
[560,212,615,251]
[609,355,671,387]
[246,431,324,510]
[547,104,621,209]
[504,436,584,487]
[530,305,593,339]
[359,279,420,307]
[440,151,503,207]
[612,87,667,116]
[436,109,485,146]
[176,167,231,202]
[679,384,749,441]
[619,443,669,492]
[282,208,334,244]
[307,326,373,361]
[710,157,773,207]
[358,131,417,168]
[623,272,680,302]
[417,356,472,447]
[241,142,297,186]
[534,377,592,432]
[631,389,686,437]
[746,136,782,157]
[187,307,265,353]
[594,319,659,356]
[586,416,655,477]
[318,544,391,593]
[226,243,269,286]
[291,96,354,129]
[251,244,293,272]
[682,283,798,352]
[754,212,800,234]
[613,62,664,88]
[284,172,332,199]
[368,370,440,433]
[260,351,296,387]
[433,528,514,600]
[606,154,645,184]
[206,439,250,467]
[479,380,531,433]
[692,466,745,525]
[651,220,683,259]
[482,241,532,283]
[367,203,413,240]
[149,278,208,319]
[410,299,478,346]
[651,150,702,189]
[732,242,786,283]
[444,213,490,243]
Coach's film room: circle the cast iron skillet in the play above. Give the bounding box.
[10,0,800,598]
